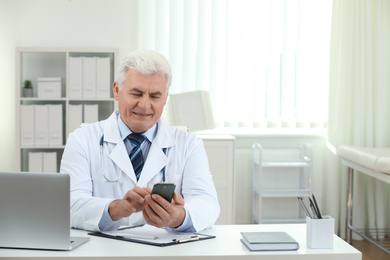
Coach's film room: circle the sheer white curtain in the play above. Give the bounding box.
[137,0,332,129]
[326,0,390,238]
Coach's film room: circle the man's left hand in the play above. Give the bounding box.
[142,192,185,229]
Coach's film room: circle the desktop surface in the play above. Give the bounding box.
[0,224,361,260]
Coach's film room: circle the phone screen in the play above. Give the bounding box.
[151,183,176,202]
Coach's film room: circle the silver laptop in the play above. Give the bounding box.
[0,171,90,250]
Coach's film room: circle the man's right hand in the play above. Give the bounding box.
[108,186,152,221]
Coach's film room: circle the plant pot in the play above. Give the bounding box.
[23,88,33,97]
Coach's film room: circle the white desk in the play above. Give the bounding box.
[0,224,361,260]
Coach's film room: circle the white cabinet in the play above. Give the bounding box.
[15,48,118,172]
[252,143,312,224]
[200,135,235,224]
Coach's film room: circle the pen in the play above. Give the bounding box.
[312,194,322,219]
[297,197,312,218]
[308,197,319,219]
[118,234,158,240]
[117,224,145,231]
[172,236,199,243]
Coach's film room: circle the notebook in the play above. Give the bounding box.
[0,171,90,251]
[240,231,299,251]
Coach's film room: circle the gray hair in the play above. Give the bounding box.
[114,49,172,95]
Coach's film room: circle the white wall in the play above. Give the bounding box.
[0,0,17,171]
[0,0,138,171]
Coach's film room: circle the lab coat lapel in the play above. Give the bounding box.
[109,143,137,183]
[103,112,137,184]
[138,119,174,186]
[138,144,167,186]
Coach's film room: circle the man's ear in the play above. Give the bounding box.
[113,82,119,101]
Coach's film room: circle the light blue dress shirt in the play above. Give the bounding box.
[98,115,194,232]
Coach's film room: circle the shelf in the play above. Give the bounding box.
[16,47,118,172]
[69,98,114,102]
[20,97,67,101]
[254,188,311,198]
[21,146,66,149]
[252,143,313,224]
[258,218,306,224]
[260,161,311,168]
[20,97,114,102]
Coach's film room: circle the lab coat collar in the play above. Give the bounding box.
[101,111,137,183]
[117,114,157,143]
[101,110,176,186]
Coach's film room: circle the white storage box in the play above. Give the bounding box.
[37,77,62,98]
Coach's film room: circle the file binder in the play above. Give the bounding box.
[20,105,35,146]
[82,57,97,98]
[43,152,57,173]
[34,105,49,146]
[68,104,83,135]
[96,57,111,98]
[68,57,83,98]
[83,104,99,124]
[28,152,43,172]
[48,104,63,146]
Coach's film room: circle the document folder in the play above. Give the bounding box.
[34,105,49,146]
[88,224,215,247]
[68,57,83,98]
[20,105,35,146]
[82,57,97,98]
[48,104,63,146]
[83,104,99,124]
[28,152,43,172]
[43,152,57,173]
[68,104,83,135]
[96,57,111,98]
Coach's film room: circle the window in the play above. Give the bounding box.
[138,0,332,129]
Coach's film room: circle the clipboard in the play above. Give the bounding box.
[88,224,216,247]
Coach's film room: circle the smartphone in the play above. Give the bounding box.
[151,183,176,202]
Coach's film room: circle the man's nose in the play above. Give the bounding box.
[138,95,152,109]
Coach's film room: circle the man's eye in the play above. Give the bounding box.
[131,93,142,97]
[151,95,161,99]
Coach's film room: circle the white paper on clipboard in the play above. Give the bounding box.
[113,224,197,243]
[97,224,214,246]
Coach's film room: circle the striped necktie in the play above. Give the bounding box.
[128,133,145,180]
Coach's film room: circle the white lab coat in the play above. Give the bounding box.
[60,110,220,232]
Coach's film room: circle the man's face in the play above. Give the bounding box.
[113,69,168,133]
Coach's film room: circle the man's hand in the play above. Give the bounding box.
[142,192,185,229]
[108,186,152,221]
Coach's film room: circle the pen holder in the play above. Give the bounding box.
[306,216,334,249]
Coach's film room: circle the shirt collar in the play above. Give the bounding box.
[117,114,157,143]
